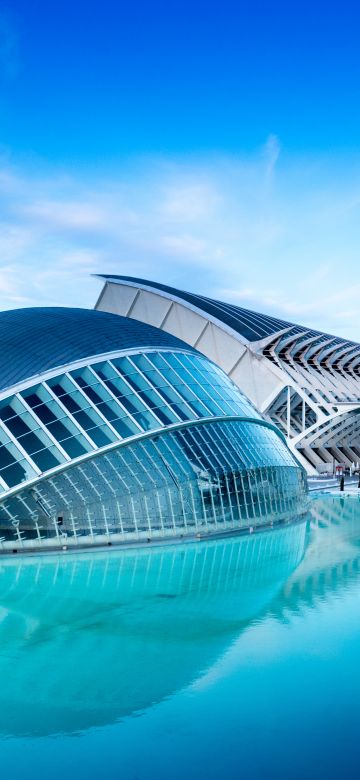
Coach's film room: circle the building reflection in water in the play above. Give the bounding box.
[0,495,359,738]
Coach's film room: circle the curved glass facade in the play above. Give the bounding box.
[0,419,307,548]
[0,350,260,493]
[0,309,308,553]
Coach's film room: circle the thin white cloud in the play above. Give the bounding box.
[160,234,207,257]
[262,134,281,182]
[21,200,107,230]
[1,144,360,341]
[159,182,219,221]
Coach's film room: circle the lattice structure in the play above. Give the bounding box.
[95,276,360,474]
[0,307,306,552]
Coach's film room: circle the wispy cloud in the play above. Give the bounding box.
[1,138,360,340]
[262,134,281,183]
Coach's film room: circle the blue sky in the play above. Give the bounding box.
[1,0,360,338]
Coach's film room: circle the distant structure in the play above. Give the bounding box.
[95,275,360,475]
[0,307,306,552]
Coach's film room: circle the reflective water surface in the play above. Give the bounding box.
[1,495,360,778]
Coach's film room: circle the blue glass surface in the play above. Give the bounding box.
[1,494,358,779]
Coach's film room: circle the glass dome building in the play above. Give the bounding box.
[0,308,307,553]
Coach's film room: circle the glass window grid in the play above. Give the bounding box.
[67,371,135,441]
[71,365,146,436]
[115,356,181,425]
[99,360,168,430]
[0,420,306,541]
[145,354,210,417]
[0,433,38,486]
[0,345,291,496]
[21,384,92,459]
[181,353,261,418]
[182,377,235,416]
[44,378,105,451]
[170,353,256,418]
[47,375,117,448]
[110,357,192,424]
[0,412,43,487]
[2,395,68,471]
[29,444,65,473]
[130,354,198,421]
[186,427,223,474]
[145,387,192,422]
[105,351,270,449]
[0,394,33,423]
[171,354,222,394]
[94,362,148,403]
[22,387,82,437]
[0,397,70,470]
[164,353,230,417]
[0,439,22,468]
[0,460,32,488]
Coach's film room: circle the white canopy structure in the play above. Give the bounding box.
[96,275,360,475]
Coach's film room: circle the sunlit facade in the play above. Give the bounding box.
[96,275,360,475]
[0,307,307,553]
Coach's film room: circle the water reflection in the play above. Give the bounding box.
[281,494,360,612]
[0,517,307,737]
[0,495,360,739]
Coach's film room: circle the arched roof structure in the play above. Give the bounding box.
[0,306,306,553]
[95,274,294,341]
[95,275,360,475]
[0,307,189,394]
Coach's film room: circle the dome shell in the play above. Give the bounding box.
[0,306,194,393]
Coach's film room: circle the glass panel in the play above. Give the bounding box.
[0,443,19,469]
[22,384,92,458]
[31,446,62,472]
[93,361,119,381]
[132,410,159,431]
[94,364,135,398]
[102,364,163,429]
[1,461,29,488]
[48,376,119,446]
[18,430,55,457]
[0,402,17,422]
[3,414,30,437]
[129,353,153,373]
[115,392,143,416]
[71,368,145,437]
[71,366,109,391]
[0,436,37,484]
[0,399,67,470]
[60,436,88,459]
[113,356,139,377]
[151,406,178,425]
[111,418,139,437]
[82,424,115,448]
[131,356,195,421]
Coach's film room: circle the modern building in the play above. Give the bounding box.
[95,275,360,475]
[0,307,306,553]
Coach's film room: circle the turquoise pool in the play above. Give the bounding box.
[0,494,359,778]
